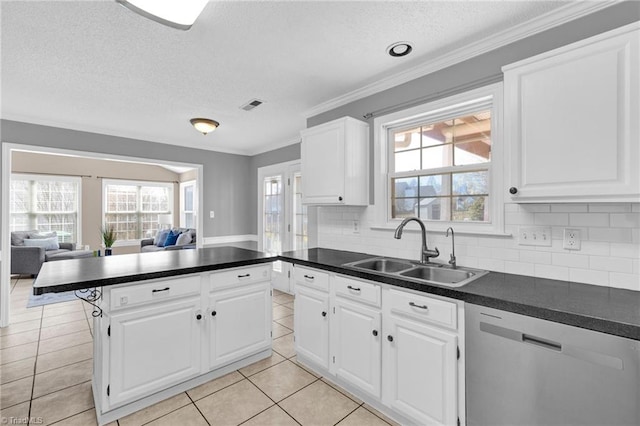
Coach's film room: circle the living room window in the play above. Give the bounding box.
[103,180,173,242]
[373,83,504,234]
[10,174,81,243]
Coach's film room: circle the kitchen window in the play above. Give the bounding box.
[10,174,81,243]
[374,83,504,234]
[103,180,173,242]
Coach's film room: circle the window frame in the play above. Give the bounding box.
[102,179,174,245]
[179,180,197,229]
[10,173,82,244]
[373,83,506,235]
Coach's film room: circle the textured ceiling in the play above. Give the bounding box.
[1,1,571,155]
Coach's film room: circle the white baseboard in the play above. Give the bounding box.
[203,234,258,246]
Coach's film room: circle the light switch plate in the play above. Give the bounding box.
[518,226,552,247]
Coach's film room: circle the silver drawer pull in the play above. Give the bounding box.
[347,285,361,292]
[152,287,170,293]
[304,275,315,280]
[237,273,251,278]
[409,301,428,310]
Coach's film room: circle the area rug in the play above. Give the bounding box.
[26,289,78,308]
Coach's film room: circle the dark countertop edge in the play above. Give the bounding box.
[32,248,638,341]
[32,257,274,295]
[278,254,640,341]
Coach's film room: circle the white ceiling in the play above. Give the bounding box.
[2,1,592,155]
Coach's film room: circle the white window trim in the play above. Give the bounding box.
[179,180,197,228]
[372,82,507,236]
[102,178,174,245]
[10,173,83,244]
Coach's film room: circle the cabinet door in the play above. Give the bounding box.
[301,121,345,204]
[383,315,458,426]
[109,296,202,407]
[209,283,271,369]
[332,298,381,398]
[504,25,639,202]
[294,285,330,368]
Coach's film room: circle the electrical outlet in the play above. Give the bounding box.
[209,210,215,219]
[563,228,581,250]
[352,220,360,234]
[518,226,552,247]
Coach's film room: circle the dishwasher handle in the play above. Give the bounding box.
[480,322,562,352]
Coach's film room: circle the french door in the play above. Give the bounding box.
[257,161,308,292]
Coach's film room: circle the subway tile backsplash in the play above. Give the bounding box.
[316,203,640,291]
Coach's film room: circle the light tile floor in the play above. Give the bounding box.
[1,277,397,426]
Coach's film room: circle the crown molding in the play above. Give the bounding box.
[304,0,619,119]
[248,136,301,156]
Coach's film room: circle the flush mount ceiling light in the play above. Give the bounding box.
[190,118,220,135]
[387,41,413,57]
[116,0,209,30]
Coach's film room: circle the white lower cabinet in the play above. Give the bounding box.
[294,283,330,368]
[294,270,463,426]
[331,297,381,398]
[96,265,272,424]
[208,282,271,369]
[382,314,458,425]
[108,295,202,407]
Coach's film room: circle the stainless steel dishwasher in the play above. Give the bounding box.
[466,304,639,426]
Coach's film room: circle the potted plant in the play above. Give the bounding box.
[100,226,117,256]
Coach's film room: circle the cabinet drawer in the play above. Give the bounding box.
[294,266,329,292]
[209,264,271,290]
[386,289,457,330]
[334,275,381,307]
[110,275,201,311]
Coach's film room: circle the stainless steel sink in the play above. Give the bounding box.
[399,266,475,284]
[348,258,415,273]
[343,257,487,288]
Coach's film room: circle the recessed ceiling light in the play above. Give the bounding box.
[116,0,208,30]
[387,41,413,57]
[190,118,220,135]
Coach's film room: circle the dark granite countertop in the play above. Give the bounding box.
[33,246,639,340]
[279,248,640,341]
[33,246,275,295]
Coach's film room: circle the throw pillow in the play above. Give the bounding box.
[30,231,58,239]
[155,229,170,247]
[23,236,60,251]
[11,230,37,246]
[175,233,192,246]
[163,230,181,247]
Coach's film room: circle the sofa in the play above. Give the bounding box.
[11,230,77,276]
[140,228,197,252]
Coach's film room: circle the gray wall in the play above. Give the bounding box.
[309,2,639,128]
[1,120,254,241]
[307,2,640,202]
[248,143,301,234]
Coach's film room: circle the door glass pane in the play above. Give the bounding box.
[263,175,282,255]
[292,172,308,250]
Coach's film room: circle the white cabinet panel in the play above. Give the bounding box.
[504,23,639,202]
[208,283,271,369]
[294,285,330,368]
[301,117,369,205]
[332,298,381,398]
[383,315,458,426]
[108,296,202,407]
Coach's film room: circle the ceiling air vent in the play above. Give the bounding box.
[240,99,264,111]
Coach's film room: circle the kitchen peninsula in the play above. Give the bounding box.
[34,247,276,425]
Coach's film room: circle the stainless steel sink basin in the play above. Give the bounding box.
[399,266,475,284]
[348,258,415,273]
[343,257,487,288]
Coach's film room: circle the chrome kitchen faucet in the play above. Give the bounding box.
[394,217,439,264]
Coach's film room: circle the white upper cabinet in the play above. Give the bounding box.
[504,23,639,202]
[301,116,369,205]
